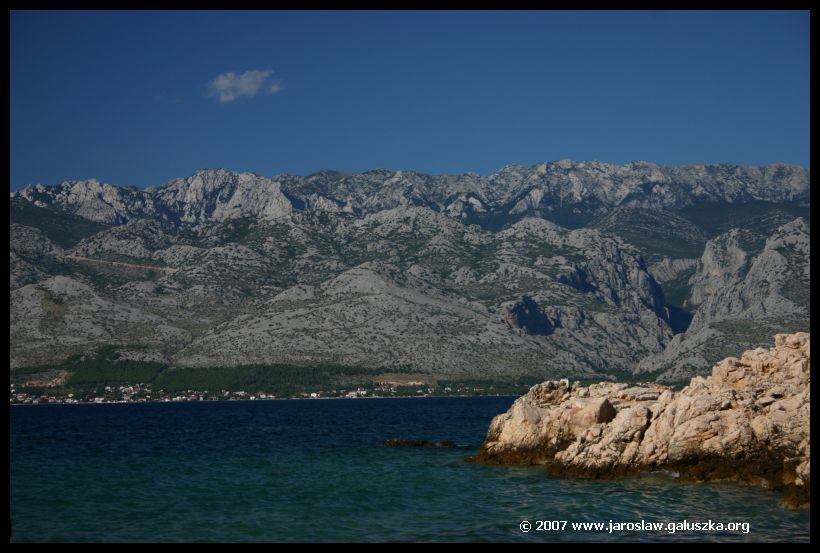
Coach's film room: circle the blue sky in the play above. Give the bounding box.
[10,10,810,190]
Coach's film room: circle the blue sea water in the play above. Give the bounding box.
[10,397,810,542]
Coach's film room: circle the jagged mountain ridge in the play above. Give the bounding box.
[9,161,810,381]
[12,161,809,227]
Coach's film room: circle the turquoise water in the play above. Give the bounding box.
[10,397,810,542]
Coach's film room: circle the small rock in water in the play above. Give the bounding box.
[384,438,455,448]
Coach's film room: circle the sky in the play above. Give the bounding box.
[9,10,810,190]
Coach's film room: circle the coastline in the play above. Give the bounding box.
[9,393,520,406]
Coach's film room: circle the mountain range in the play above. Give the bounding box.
[9,160,810,386]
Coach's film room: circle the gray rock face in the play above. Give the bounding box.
[154,169,293,224]
[8,162,810,379]
[13,179,155,224]
[639,218,810,381]
[649,258,698,286]
[687,228,759,308]
[475,333,811,508]
[10,224,64,289]
[12,170,293,226]
[9,275,188,367]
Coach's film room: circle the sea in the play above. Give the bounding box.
[10,396,810,542]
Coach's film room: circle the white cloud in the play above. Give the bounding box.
[208,69,283,103]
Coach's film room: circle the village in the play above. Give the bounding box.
[9,381,506,405]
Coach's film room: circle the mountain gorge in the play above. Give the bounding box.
[9,160,810,387]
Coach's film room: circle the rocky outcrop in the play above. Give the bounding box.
[11,170,294,226]
[154,169,293,224]
[384,439,455,448]
[13,179,155,224]
[474,333,810,508]
[648,257,697,285]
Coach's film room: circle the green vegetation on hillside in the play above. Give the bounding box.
[589,207,707,262]
[155,364,385,394]
[11,345,167,386]
[63,345,167,384]
[11,347,561,397]
[61,260,134,288]
[538,201,605,229]
[679,201,809,238]
[10,198,110,248]
[14,346,430,395]
[68,360,167,385]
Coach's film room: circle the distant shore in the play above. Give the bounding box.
[9,393,520,406]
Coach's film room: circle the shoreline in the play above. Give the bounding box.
[9,393,519,406]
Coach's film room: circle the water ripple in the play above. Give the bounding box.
[11,399,810,542]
